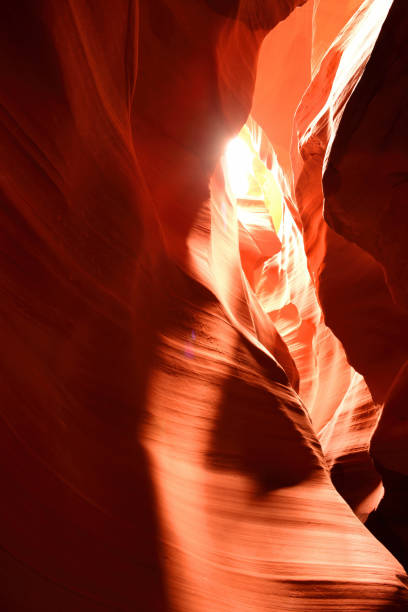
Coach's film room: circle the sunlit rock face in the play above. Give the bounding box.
[223,119,383,520]
[291,0,408,404]
[1,1,408,610]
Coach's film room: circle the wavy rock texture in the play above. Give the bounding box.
[323,0,408,312]
[0,1,408,610]
[292,0,408,404]
[321,0,408,572]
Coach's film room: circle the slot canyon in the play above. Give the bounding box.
[1,0,408,609]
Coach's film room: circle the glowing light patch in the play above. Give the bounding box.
[224,125,283,233]
[225,137,253,198]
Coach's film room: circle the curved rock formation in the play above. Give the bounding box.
[1,1,407,610]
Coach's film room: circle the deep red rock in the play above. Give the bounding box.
[1,1,408,610]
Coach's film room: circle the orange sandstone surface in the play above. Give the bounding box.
[1,1,408,610]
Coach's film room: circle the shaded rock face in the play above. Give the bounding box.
[324,0,408,312]
[1,1,408,610]
[367,360,408,572]
[318,0,408,570]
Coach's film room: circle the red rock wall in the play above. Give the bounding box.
[1,1,407,610]
[321,0,408,569]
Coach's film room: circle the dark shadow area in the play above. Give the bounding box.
[206,334,321,495]
[366,465,408,574]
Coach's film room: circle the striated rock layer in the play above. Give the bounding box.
[0,1,407,610]
[321,0,408,572]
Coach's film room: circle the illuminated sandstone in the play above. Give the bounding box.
[0,1,407,610]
